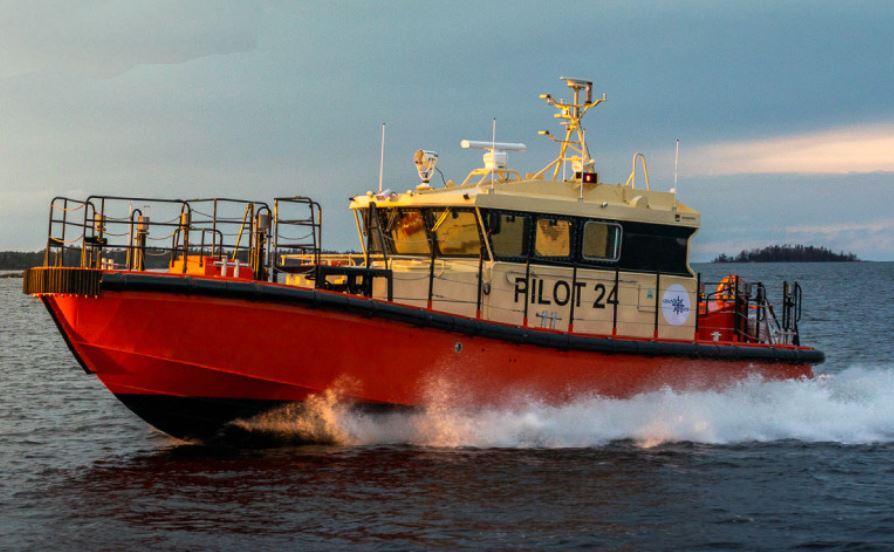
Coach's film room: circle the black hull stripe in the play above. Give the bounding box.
[101,273,825,365]
[115,394,409,442]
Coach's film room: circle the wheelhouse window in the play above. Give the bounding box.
[485,211,529,259]
[534,217,571,258]
[582,221,621,262]
[358,207,384,254]
[383,208,431,256]
[618,222,694,275]
[431,208,481,257]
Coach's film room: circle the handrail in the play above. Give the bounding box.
[699,276,800,345]
[272,196,322,280]
[231,203,253,262]
[40,195,286,279]
[624,152,651,191]
[84,195,193,272]
[45,197,96,268]
[186,198,272,266]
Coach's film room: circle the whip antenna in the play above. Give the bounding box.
[491,118,496,189]
[673,138,680,193]
[378,123,386,193]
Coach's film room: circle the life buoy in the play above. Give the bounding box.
[716,275,735,299]
[713,275,736,311]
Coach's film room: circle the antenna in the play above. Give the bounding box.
[578,131,585,199]
[378,123,386,193]
[491,118,496,188]
[673,138,680,192]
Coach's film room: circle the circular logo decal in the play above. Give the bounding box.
[661,284,691,326]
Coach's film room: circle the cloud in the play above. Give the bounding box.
[785,219,894,236]
[691,228,890,262]
[683,173,894,261]
[0,1,261,78]
[681,123,894,175]
[690,238,770,260]
[783,218,894,258]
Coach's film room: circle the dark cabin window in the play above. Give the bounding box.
[534,217,571,258]
[618,222,693,275]
[482,209,691,273]
[581,221,621,262]
[485,211,529,259]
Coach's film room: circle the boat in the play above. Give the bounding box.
[23,78,824,441]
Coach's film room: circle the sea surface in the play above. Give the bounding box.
[1,262,893,550]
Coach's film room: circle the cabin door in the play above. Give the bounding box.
[482,261,527,326]
[482,262,576,331]
[523,265,574,332]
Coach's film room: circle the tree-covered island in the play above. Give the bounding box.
[713,244,859,263]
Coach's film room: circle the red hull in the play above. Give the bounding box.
[40,274,815,439]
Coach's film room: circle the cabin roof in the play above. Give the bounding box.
[349,176,700,228]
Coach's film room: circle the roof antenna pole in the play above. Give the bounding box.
[490,117,496,190]
[378,122,386,193]
[672,138,680,193]
[578,130,585,200]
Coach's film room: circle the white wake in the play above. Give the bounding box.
[236,366,894,448]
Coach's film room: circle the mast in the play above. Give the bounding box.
[673,138,680,190]
[533,77,606,181]
[378,123,386,193]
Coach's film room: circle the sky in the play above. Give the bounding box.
[1,0,892,259]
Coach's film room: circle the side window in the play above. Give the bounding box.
[534,217,571,258]
[582,221,621,261]
[487,211,529,259]
[385,208,431,255]
[359,207,384,254]
[618,222,694,275]
[431,208,481,257]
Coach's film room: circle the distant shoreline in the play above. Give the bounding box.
[713,244,859,263]
[0,251,44,271]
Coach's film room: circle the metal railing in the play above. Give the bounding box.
[187,198,272,280]
[698,276,802,345]
[45,197,93,268]
[37,194,803,346]
[271,196,321,278]
[56,196,194,272]
[40,195,311,282]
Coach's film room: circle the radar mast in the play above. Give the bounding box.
[533,77,606,181]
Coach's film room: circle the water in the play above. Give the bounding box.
[2,263,893,549]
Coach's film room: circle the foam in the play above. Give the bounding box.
[236,367,894,448]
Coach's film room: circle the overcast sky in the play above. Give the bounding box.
[1,1,892,259]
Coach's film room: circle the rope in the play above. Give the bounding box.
[50,235,84,245]
[147,229,179,241]
[276,231,315,241]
